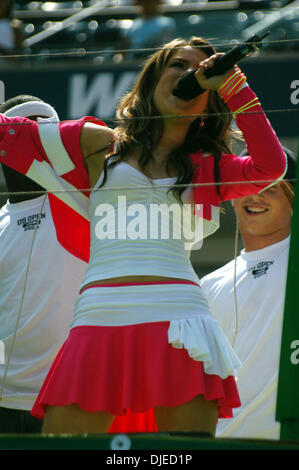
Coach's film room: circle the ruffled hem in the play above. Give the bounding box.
[168,317,241,378]
[31,322,240,421]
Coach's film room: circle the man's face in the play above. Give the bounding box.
[233,183,292,239]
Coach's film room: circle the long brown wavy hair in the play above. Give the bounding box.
[100,37,234,201]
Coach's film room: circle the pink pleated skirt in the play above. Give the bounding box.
[31,321,240,421]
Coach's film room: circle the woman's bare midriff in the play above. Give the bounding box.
[81,275,189,291]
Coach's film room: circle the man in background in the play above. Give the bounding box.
[0,94,156,433]
[200,147,296,440]
[123,0,176,59]
[0,95,87,433]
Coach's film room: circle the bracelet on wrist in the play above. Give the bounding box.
[218,67,247,103]
[232,97,261,119]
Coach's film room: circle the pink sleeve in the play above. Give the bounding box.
[0,114,104,189]
[218,86,287,201]
[0,114,48,174]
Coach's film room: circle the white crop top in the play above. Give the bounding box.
[80,161,205,288]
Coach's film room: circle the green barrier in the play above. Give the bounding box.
[0,433,299,450]
[276,142,299,440]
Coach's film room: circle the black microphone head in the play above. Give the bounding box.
[172,69,205,100]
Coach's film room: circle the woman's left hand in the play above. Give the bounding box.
[195,53,237,91]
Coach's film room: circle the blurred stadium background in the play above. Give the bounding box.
[0,0,298,278]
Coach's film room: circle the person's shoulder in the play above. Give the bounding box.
[80,121,114,160]
[81,121,114,144]
[81,119,113,134]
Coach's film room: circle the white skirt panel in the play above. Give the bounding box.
[70,283,241,379]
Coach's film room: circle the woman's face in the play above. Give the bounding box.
[153,46,210,121]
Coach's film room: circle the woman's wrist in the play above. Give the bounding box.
[222,85,262,119]
[217,67,248,103]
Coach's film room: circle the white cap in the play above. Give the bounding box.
[4,101,59,120]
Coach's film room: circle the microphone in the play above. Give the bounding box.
[172,32,270,101]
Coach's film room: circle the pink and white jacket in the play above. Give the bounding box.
[0,86,287,262]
